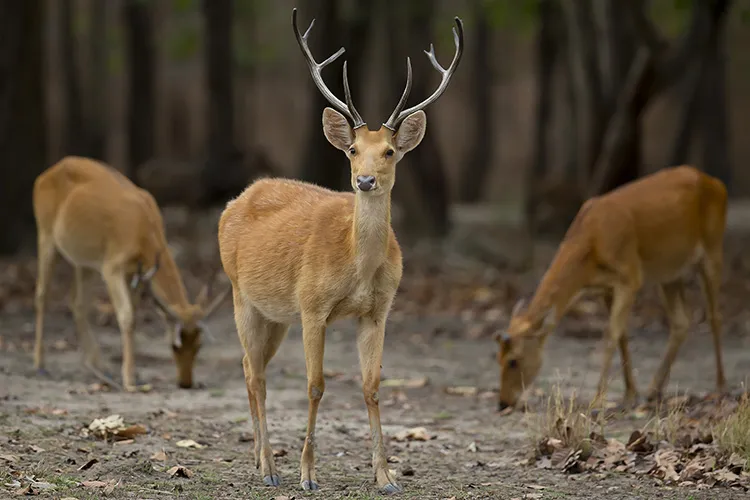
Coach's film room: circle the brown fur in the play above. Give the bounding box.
[218,110,428,491]
[496,166,728,410]
[32,156,228,391]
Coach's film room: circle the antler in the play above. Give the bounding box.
[292,8,365,129]
[383,17,465,131]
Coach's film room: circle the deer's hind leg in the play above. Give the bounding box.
[33,230,57,374]
[235,294,287,487]
[698,248,726,394]
[70,266,103,371]
[647,280,690,402]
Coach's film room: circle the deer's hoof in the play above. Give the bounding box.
[380,482,402,495]
[301,480,319,490]
[263,474,280,487]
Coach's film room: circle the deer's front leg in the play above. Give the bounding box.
[103,268,137,392]
[594,286,635,410]
[299,316,326,491]
[357,314,401,494]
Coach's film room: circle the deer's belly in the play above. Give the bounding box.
[642,244,704,284]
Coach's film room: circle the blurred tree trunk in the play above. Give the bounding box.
[201,0,243,204]
[560,0,731,198]
[299,0,371,190]
[60,0,85,155]
[0,0,47,254]
[526,0,560,228]
[386,0,450,238]
[124,0,155,176]
[299,0,344,189]
[87,0,107,159]
[698,4,731,192]
[459,2,492,203]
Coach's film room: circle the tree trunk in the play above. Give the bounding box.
[299,0,348,190]
[386,0,450,238]
[669,59,703,166]
[459,1,493,203]
[201,0,244,204]
[526,0,559,226]
[0,0,47,254]
[698,4,731,192]
[60,0,85,155]
[87,0,107,159]
[124,0,155,176]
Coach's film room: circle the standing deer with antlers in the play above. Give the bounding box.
[218,9,463,493]
[33,156,230,391]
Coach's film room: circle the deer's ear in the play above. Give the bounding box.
[322,107,354,151]
[394,111,426,153]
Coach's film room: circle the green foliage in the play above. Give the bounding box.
[483,0,538,30]
[649,0,692,37]
[168,28,200,62]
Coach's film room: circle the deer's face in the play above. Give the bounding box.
[162,304,205,389]
[495,316,546,411]
[322,108,426,195]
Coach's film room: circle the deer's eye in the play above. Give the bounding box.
[349,147,356,155]
[385,149,394,157]
[508,359,518,369]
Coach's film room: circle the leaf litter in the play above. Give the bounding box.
[531,393,750,491]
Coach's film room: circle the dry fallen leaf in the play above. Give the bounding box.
[272,448,288,457]
[445,386,478,397]
[387,455,402,463]
[381,376,429,389]
[113,439,134,446]
[80,480,109,488]
[167,465,194,478]
[28,445,45,453]
[150,449,168,462]
[467,441,478,453]
[1,454,19,463]
[393,427,433,442]
[175,439,205,449]
[77,458,98,471]
[115,424,147,439]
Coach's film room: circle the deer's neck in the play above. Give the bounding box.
[151,249,191,309]
[526,242,591,327]
[351,192,391,280]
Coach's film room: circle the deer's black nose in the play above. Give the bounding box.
[356,175,376,192]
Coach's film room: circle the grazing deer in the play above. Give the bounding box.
[496,166,727,411]
[217,8,463,493]
[33,156,230,391]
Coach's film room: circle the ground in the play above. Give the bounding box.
[2,210,750,500]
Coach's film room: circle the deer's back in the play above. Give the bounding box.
[33,156,165,270]
[568,166,727,284]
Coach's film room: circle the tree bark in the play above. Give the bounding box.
[698,2,731,192]
[386,0,451,237]
[299,0,348,190]
[124,0,155,176]
[60,0,85,155]
[459,1,493,203]
[526,0,559,226]
[0,0,47,254]
[201,0,244,204]
[87,0,107,159]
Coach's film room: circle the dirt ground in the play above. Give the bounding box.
[2,211,750,500]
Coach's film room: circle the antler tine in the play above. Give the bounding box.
[383,57,413,131]
[386,16,465,130]
[343,61,365,127]
[292,8,365,128]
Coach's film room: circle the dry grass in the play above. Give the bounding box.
[641,394,689,444]
[714,393,750,461]
[527,384,604,453]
